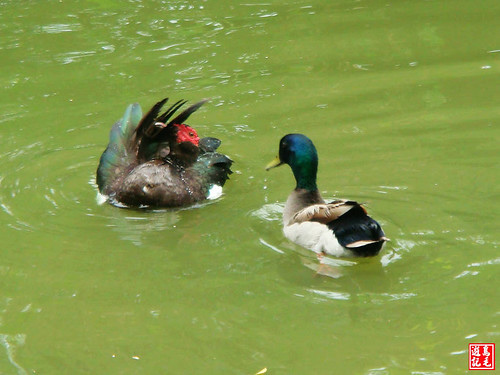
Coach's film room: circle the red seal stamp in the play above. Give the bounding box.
[469,343,495,370]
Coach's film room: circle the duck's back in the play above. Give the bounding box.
[114,161,201,207]
[114,151,232,207]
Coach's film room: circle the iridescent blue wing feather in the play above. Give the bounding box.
[96,103,142,195]
[193,152,233,187]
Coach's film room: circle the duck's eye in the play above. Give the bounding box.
[189,132,195,137]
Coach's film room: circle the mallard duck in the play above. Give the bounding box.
[96,97,232,207]
[266,133,387,257]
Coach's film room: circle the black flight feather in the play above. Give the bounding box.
[157,99,187,124]
[167,99,208,127]
[328,205,385,257]
[136,97,169,139]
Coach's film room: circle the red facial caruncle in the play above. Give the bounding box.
[174,124,200,146]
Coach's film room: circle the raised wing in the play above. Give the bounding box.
[96,103,142,194]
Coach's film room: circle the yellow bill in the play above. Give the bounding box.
[265,156,282,170]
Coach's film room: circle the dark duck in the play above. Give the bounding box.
[266,134,388,257]
[96,97,232,207]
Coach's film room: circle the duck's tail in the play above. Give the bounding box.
[194,152,233,188]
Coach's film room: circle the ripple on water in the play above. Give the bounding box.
[454,256,500,280]
[306,288,418,303]
[0,334,27,375]
[251,202,283,222]
[0,139,202,247]
[0,140,100,233]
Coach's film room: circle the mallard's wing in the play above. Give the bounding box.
[326,204,388,255]
[290,200,388,256]
[291,199,361,224]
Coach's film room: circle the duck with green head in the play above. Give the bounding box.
[266,134,388,257]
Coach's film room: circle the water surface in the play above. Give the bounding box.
[0,1,498,374]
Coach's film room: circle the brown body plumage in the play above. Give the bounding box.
[96,98,232,208]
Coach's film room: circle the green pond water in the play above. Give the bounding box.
[1,0,498,374]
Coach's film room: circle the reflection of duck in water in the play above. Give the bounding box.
[266,134,388,258]
[96,98,232,208]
